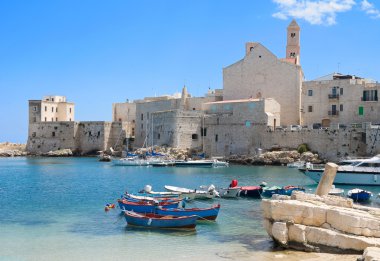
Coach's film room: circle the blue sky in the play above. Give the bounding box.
[0,0,379,143]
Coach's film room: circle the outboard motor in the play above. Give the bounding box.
[144,184,152,193]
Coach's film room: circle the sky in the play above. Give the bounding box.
[0,0,379,143]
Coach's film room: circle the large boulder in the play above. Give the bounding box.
[262,192,380,253]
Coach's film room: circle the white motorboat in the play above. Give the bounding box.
[113,157,149,166]
[216,187,240,198]
[328,185,344,196]
[212,159,229,167]
[287,161,305,168]
[165,185,220,199]
[301,155,380,185]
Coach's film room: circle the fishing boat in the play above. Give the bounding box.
[123,211,197,229]
[301,155,380,185]
[117,198,182,213]
[347,189,372,202]
[328,185,345,196]
[164,185,219,199]
[155,204,221,221]
[141,185,196,200]
[237,186,263,198]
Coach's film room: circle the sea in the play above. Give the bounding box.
[0,157,375,261]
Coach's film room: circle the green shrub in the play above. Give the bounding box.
[297,144,309,154]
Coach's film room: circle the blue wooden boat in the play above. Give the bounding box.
[124,211,197,229]
[117,199,181,213]
[155,203,221,221]
[347,188,372,202]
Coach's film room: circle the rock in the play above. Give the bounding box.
[262,192,380,253]
[361,247,380,261]
[45,149,73,157]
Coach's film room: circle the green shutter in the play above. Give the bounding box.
[359,106,364,116]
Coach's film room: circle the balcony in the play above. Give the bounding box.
[328,94,340,100]
[328,110,339,116]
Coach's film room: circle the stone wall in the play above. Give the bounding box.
[27,121,126,155]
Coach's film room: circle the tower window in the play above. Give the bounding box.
[250,47,254,51]
[340,104,343,111]
[290,52,296,58]
[308,106,313,112]
[290,33,296,38]
[308,90,313,96]
[192,134,198,140]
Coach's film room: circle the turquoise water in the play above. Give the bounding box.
[0,157,377,261]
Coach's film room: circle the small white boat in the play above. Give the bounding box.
[142,185,196,200]
[287,161,305,168]
[328,185,344,196]
[113,157,150,166]
[165,185,219,199]
[216,187,240,198]
[212,159,229,167]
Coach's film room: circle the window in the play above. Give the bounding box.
[359,106,364,116]
[215,134,218,142]
[98,131,100,136]
[32,132,36,137]
[56,108,58,112]
[70,108,72,113]
[33,106,37,112]
[147,112,149,119]
[45,106,47,112]
[51,107,54,112]
[157,133,160,140]
[290,52,296,58]
[340,104,343,111]
[340,88,343,95]
[362,90,378,101]
[192,134,198,140]
[69,118,71,121]
[51,117,53,121]
[141,124,143,129]
[141,114,144,120]
[52,132,55,137]
[290,32,296,38]
[52,98,54,102]
[308,90,313,96]
[193,108,195,110]
[308,106,313,112]
[45,117,47,122]
[89,131,92,136]
[33,117,36,122]
[250,47,254,51]
[56,117,58,121]
[201,128,207,137]
[132,128,135,136]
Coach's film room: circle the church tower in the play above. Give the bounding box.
[286,19,300,65]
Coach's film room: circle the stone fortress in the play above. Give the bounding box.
[27,20,380,160]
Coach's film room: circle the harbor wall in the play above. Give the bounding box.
[27,121,126,154]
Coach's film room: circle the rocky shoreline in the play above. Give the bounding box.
[0,143,325,165]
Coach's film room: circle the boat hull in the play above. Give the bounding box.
[117,199,181,213]
[303,169,380,186]
[175,162,213,168]
[155,204,220,221]
[237,186,263,198]
[217,187,240,198]
[124,211,197,229]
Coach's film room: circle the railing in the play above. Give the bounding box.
[328,110,339,116]
[328,94,339,99]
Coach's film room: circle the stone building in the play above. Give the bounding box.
[29,95,75,124]
[27,96,127,154]
[202,98,281,156]
[223,20,303,126]
[302,73,380,127]
[112,101,136,139]
[133,86,222,149]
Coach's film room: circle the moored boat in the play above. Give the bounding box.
[123,211,197,229]
[113,157,149,166]
[175,160,214,168]
[262,186,282,198]
[347,188,372,202]
[301,155,380,185]
[280,185,305,196]
[142,185,196,200]
[238,186,263,198]
[155,204,221,221]
[328,185,345,196]
[164,185,219,199]
[117,198,182,213]
[217,187,240,198]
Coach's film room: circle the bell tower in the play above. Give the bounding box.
[286,19,300,65]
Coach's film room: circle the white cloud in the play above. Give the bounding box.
[361,0,380,18]
[272,0,356,25]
